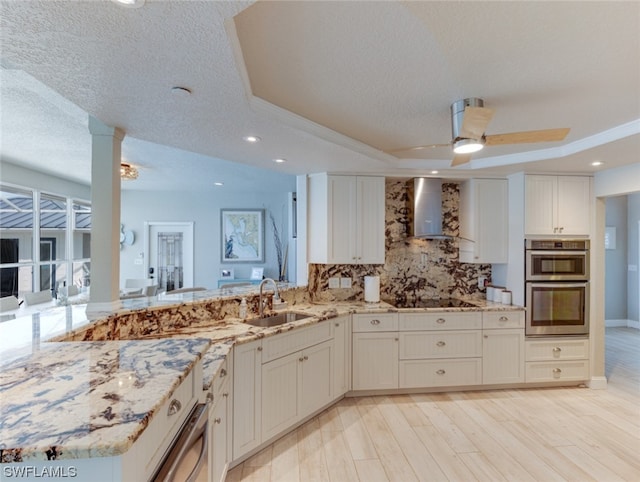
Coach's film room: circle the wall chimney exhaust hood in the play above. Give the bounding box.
[406,178,451,239]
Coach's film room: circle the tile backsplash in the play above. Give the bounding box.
[309,179,491,302]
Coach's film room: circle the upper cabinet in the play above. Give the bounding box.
[525,175,591,236]
[308,174,385,264]
[459,179,508,264]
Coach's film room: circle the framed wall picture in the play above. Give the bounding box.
[220,268,234,279]
[221,209,265,263]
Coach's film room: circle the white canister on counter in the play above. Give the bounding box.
[493,287,504,303]
[501,290,512,305]
[486,286,495,301]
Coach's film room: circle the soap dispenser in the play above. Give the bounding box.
[239,298,248,319]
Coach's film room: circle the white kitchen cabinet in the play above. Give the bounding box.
[525,337,589,383]
[232,339,262,460]
[332,314,351,396]
[308,173,385,264]
[209,373,230,482]
[262,339,333,441]
[525,175,591,236]
[482,311,525,385]
[352,332,399,390]
[459,178,508,263]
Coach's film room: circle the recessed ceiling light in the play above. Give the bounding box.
[171,86,191,97]
[111,0,145,8]
[591,161,604,167]
[214,182,224,186]
[273,158,286,163]
[431,170,439,174]
[243,135,261,143]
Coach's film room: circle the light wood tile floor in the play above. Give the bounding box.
[227,327,640,481]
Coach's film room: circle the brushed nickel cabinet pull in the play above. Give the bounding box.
[499,316,508,322]
[370,319,381,325]
[436,341,446,347]
[168,399,182,416]
[436,369,446,375]
[436,318,446,324]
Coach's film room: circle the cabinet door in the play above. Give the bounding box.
[232,340,262,459]
[357,176,386,264]
[556,176,591,235]
[482,329,524,384]
[261,352,300,441]
[210,389,228,482]
[525,175,557,235]
[332,315,351,396]
[329,175,357,263]
[352,332,398,390]
[300,340,334,417]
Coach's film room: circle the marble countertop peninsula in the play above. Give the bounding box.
[0,338,211,463]
[0,285,524,465]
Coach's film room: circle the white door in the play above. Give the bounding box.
[145,222,194,291]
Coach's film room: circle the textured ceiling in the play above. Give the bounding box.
[1,0,639,190]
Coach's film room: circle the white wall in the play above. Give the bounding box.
[604,196,628,320]
[120,186,295,289]
[627,193,640,322]
[0,161,91,200]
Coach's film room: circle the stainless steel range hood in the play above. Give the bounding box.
[406,178,451,239]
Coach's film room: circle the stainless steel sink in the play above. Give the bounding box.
[245,312,311,328]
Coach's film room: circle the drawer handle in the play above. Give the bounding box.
[214,417,222,424]
[436,318,446,324]
[206,392,214,403]
[304,355,308,361]
[436,341,446,347]
[436,369,446,375]
[335,323,340,327]
[552,347,562,353]
[370,319,381,325]
[167,399,182,416]
[220,368,227,377]
[223,392,229,398]
[257,346,263,352]
[299,357,304,362]
[499,316,509,322]
[553,368,562,375]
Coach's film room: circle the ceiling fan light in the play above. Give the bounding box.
[120,163,138,180]
[453,138,484,154]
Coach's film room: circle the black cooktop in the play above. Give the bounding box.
[386,298,478,309]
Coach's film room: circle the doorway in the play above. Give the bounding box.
[145,222,194,291]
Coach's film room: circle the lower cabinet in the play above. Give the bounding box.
[262,339,333,441]
[209,374,230,482]
[232,339,262,460]
[482,311,525,385]
[332,314,351,396]
[400,358,482,388]
[352,332,399,390]
[525,337,590,382]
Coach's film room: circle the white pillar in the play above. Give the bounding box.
[87,116,125,316]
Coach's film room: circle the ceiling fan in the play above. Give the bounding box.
[390,98,570,167]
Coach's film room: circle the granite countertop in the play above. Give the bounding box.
[0,289,524,464]
[0,338,211,463]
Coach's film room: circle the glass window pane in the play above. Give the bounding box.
[72,201,91,260]
[39,262,68,298]
[0,185,34,263]
[40,193,67,262]
[72,261,90,290]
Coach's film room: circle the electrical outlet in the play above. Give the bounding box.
[328,277,340,289]
[340,277,352,288]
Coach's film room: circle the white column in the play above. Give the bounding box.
[87,116,125,315]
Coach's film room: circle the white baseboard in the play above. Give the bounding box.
[605,319,640,329]
[628,320,640,330]
[589,376,608,390]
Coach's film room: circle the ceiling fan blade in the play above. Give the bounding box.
[459,106,495,140]
[485,127,570,146]
[451,153,472,167]
[387,143,450,154]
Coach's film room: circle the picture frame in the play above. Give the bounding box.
[250,267,264,280]
[219,268,234,279]
[221,209,265,263]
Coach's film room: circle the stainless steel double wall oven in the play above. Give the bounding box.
[525,239,590,336]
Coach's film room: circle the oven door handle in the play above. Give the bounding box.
[527,282,589,288]
[528,250,588,256]
[153,402,210,482]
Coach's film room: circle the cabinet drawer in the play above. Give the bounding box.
[141,368,197,476]
[400,358,482,388]
[525,360,589,383]
[262,322,332,363]
[525,338,589,361]
[353,313,398,332]
[483,311,525,329]
[399,331,482,359]
[399,312,481,331]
